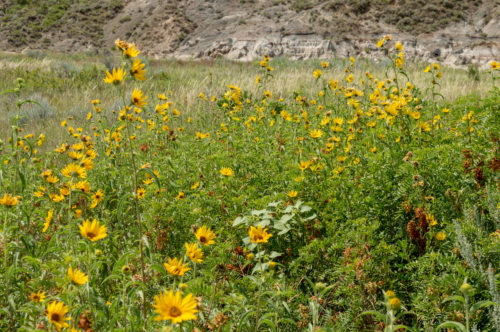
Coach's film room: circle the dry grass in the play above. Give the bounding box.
[0,52,494,149]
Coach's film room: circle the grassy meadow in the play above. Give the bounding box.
[1,38,500,332]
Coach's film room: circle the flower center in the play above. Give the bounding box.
[169,306,181,317]
[86,232,96,239]
[199,236,207,243]
[254,234,263,241]
[51,313,61,322]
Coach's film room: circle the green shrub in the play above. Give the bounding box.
[119,15,131,23]
[290,0,314,12]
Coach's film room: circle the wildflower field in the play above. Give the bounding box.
[2,37,500,332]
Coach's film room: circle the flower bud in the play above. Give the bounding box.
[460,283,473,294]
[388,297,401,310]
[385,290,396,299]
[315,282,327,291]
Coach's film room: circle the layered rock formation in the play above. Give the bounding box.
[1,0,500,67]
[169,0,500,67]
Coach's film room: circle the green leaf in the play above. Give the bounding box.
[17,169,26,193]
[101,275,122,284]
[359,310,385,322]
[395,311,415,320]
[469,300,498,313]
[278,214,293,224]
[277,318,296,325]
[299,205,312,213]
[233,216,249,227]
[442,295,465,304]
[251,209,270,216]
[148,264,166,277]
[136,168,161,190]
[259,319,276,331]
[0,89,16,96]
[18,100,43,108]
[236,310,256,332]
[435,321,466,332]
[116,193,132,223]
[269,251,282,258]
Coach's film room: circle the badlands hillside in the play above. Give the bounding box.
[1,0,500,65]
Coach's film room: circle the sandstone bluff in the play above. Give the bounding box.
[1,0,499,66]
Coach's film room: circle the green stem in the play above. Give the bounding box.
[465,295,470,332]
[122,274,128,332]
[3,211,10,317]
[68,177,76,256]
[125,119,148,324]
[254,253,263,332]
[3,211,8,270]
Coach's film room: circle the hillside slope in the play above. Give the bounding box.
[1,0,500,66]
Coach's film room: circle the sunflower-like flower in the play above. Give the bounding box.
[68,151,84,160]
[104,67,126,85]
[0,193,20,207]
[185,243,204,264]
[309,129,323,138]
[131,58,146,81]
[248,225,273,244]
[91,189,104,203]
[492,61,500,70]
[42,209,53,233]
[46,174,59,184]
[153,290,198,323]
[115,39,128,51]
[131,88,148,108]
[46,301,71,331]
[72,180,91,193]
[61,163,87,179]
[29,290,46,302]
[124,44,141,58]
[219,167,234,176]
[436,232,446,241]
[195,226,216,246]
[136,187,146,199]
[164,257,191,276]
[313,69,322,79]
[79,219,107,242]
[298,161,311,171]
[80,157,94,170]
[68,266,88,285]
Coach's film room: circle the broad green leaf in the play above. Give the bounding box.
[435,321,466,332]
[442,295,465,304]
[360,310,385,322]
[469,300,498,313]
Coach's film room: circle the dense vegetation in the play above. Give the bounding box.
[0,0,125,47]
[1,37,500,331]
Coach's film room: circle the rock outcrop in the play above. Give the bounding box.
[1,0,500,67]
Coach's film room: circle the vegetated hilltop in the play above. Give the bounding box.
[1,0,500,65]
